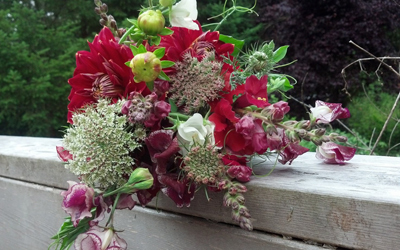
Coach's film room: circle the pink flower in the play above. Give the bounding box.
[74,226,127,250]
[223,155,252,182]
[277,128,309,165]
[235,115,254,138]
[159,175,195,208]
[262,101,290,122]
[56,146,73,162]
[310,100,350,124]
[316,142,356,164]
[61,181,95,227]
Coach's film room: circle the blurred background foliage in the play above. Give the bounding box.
[0,0,399,155]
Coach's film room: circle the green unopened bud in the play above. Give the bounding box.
[130,178,154,190]
[130,52,162,82]
[138,10,165,36]
[128,167,153,184]
[159,0,173,7]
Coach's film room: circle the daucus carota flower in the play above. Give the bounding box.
[170,0,199,30]
[122,92,157,124]
[63,99,140,188]
[310,100,350,124]
[182,142,224,185]
[169,52,225,113]
[316,142,356,164]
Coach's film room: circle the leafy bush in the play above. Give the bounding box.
[346,80,400,156]
[257,0,400,114]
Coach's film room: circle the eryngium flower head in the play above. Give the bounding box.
[63,99,140,188]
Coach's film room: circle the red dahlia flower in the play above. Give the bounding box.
[158,21,234,62]
[67,27,147,123]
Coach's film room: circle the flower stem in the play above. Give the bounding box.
[105,192,121,228]
[168,112,190,121]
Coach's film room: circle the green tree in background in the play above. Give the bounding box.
[0,0,261,137]
[0,2,85,136]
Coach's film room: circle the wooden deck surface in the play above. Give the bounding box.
[0,135,399,249]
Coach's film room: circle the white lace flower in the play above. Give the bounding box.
[170,0,199,30]
[177,113,215,155]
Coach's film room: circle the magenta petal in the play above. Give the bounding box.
[56,146,73,162]
[74,232,102,250]
[316,142,356,164]
[116,194,136,210]
[61,181,95,227]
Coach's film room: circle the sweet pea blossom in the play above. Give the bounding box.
[74,226,127,250]
[316,142,356,164]
[310,100,350,124]
[170,0,199,30]
[177,113,215,155]
[61,181,95,227]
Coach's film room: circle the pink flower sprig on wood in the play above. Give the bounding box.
[310,100,350,124]
[316,142,356,164]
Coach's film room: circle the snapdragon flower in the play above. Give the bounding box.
[310,100,350,124]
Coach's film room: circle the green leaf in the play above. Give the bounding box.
[169,99,178,113]
[153,47,165,59]
[150,36,161,45]
[158,71,170,81]
[159,28,174,36]
[282,77,294,92]
[272,46,289,63]
[219,34,245,57]
[125,61,131,67]
[126,18,137,26]
[161,60,175,68]
[138,44,147,53]
[130,45,139,56]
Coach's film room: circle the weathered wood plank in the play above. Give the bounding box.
[0,176,325,250]
[0,136,77,188]
[1,135,399,249]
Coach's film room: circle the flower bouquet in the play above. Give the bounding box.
[51,0,356,249]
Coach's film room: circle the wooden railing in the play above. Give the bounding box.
[0,135,399,250]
